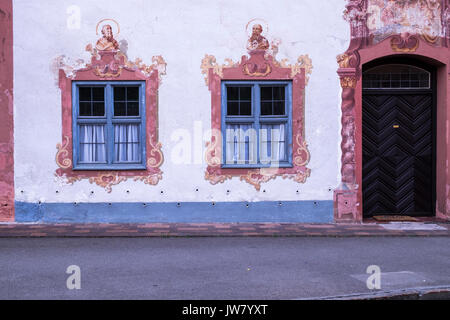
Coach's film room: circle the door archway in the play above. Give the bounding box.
[334,0,450,223]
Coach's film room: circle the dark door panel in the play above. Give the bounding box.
[362,92,434,217]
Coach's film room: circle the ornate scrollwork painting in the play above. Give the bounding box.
[54,21,166,192]
[367,0,443,45]
[201,21,312,191]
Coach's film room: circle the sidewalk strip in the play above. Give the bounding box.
[0,222,449,237]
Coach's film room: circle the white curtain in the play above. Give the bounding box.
[114,124,140,162]
[225,124,256,164]
[79,125,106,163]
[260,124,286,164]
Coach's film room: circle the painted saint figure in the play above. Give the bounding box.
[95,24,119,51]
[247,24,270,51]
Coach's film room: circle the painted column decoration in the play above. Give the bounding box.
[55,20,166,192]
[201,21,312,191]
[334,51,360,223]
[335,0,450,222]
[0,0,14,222]
[334,0,367,223]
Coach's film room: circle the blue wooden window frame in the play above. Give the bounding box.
[72,81,146,170]
[221,81,293,168]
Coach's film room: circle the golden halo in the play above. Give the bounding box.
[246,18,269,38]
[96,19,120,36]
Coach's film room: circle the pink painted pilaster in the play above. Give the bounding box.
[334,65,361,223]
[0,0,14,222]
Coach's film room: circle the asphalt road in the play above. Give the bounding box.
[0,237,449,299]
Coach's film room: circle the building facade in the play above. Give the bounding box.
[0,0,449,224]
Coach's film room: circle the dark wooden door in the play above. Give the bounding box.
[362,91,434,217]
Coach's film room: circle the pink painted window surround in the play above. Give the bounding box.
[55,50,165,192]
[202,50,312,191]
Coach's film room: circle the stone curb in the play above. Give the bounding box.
[307,285,450,300]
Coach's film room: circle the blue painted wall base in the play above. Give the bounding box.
[14,201,333,223]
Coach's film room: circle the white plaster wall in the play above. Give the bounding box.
[13,0,349,203]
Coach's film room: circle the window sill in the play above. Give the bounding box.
[72,164,147,171]
[221,163,293,169]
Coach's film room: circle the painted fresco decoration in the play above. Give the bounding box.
[367,0,443,44]
[95,23,120,51]
[444,5,450,39]
[201,21,312,191]
[343,1,370,40]
[243,22,272,76]
[54,20,166,193]
[246,22,270,51]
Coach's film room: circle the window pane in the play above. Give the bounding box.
[78,87,105,117]
[79,102,91,116]
[240,87,251,101]
[227,102,239,116]
[92,87,104,101]
[260,86,286,116]
[114,86,140,117]
[114,124,141,162]
[363,64,430,89]
[391,74,400,88]
[126,86,139,101]
[227,87,239,101]
[127,102,139,116]
[261,102,272,116]
[227,86,252,116]
[114,102,126,116]
[381,81,390,88]
[79,87,91,101]
[273,101,284,115]
[114,87,126,101]
[240,102,251,115]
[260,87,272,101]
[79,125,106,163]
[273,87,285,100]
[92,102,105,116]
